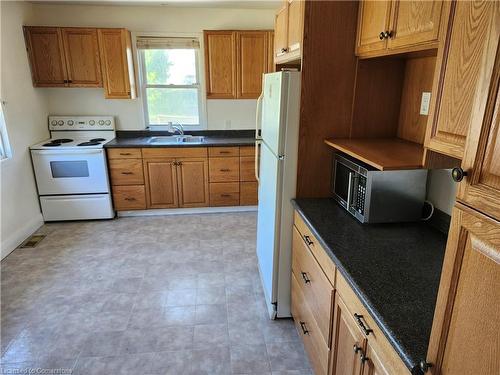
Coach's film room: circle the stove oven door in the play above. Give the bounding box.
[31,149,110,195]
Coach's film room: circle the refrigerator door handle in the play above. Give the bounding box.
[255,91,264,140]
[255,140,261,182]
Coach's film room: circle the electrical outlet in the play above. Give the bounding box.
[225,120,231,129]
[420,92,431,115]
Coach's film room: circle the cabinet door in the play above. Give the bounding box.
[236,31,267,99]
[177,158,209,208]
[143,159,178,208]
[361,341,390,375]
[98,29,135,99]
[204,31,236,98]
[274,4,288,58]
[457,40,500,221]
[425,1,499,159]
[426,205,500,375]
[287,0,305,54]
[267,31,275,73]
[61,28,102,87]
[387,0,443,50]
[356,0,392,55]
[23,26,67,87]
[331,294,366,375]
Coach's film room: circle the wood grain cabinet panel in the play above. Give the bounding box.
[209,147,239,157]
[356,1,391,55]
[112,185,146,210]
[361,340,391,375]
[177,158,209,208]
[209,182,240,206]
[23,26,68,87]
[98,28,136,99]
[209,157,240,182]
[287,0,305,54]
[273,0,304,63]
[107,148,142,159]
[426,205,500,375]
[388,0,443,50]
[274,4,289,59]
[240,182,258,206]
[425,0,499,159]
[204,31,236,98]
[109,159,144,185]
[143,159,179,208]
[237,31,268,99]
[61,28,102,87]
[240,156,257,182]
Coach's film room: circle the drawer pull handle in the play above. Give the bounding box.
[354,313,373,335]
[360,353,369,363]
[303,235,313,246]
[219,151,231,154]
[220,169,230,172]
[119,153,132,156]
[124,197,136,201]
[353,344,362,354]
[121,172,133,175]
[299,321,309,335]
[300,272,311,284]
[221,194,231,197]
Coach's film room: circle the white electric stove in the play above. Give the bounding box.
[30,116,116,221]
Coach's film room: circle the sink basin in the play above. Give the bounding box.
[147,135,205,145]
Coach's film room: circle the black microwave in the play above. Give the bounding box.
[331,153,428,223]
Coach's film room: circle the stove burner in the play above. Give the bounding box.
[43,143,61,147]
[77,141,101,146]
[51,138,73,144]
[90,138,106,142]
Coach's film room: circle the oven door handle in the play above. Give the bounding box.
[31,149,103,156]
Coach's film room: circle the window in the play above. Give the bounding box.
[137,36,203,128]
[0,102,12,160]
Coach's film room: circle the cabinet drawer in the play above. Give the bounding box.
[107,148,142,159]
[239,146,256,157]
[292,226,334,347]
[209,147,239,157]
[240,182,258,206]
[240,155,257,182]
[109,159,144,185]
[112,185,146,210]
[142,147,207,159]
[210,182,239,206]
[294,211,336,284]
[209,157,240,182]
[291,272,330,375]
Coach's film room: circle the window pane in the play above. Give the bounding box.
[144,49,197,85]
[147,88,199,125]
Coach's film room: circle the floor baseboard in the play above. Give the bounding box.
[1,214,44,260]
[117,205,258,217]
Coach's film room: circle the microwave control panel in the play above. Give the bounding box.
[354,176,366,214]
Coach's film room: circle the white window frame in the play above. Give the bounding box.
[0,101,12,161]
[136,35,206,130]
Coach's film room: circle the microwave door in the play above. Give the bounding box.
[333,160,353,208]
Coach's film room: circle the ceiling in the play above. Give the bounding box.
[29,0,282,9]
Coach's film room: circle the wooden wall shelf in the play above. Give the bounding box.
[324,138,424,171]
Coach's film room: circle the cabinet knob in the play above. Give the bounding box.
[299,321,309,335]
[383,30,393,39]
[301,271,311,284]
[419,361,433,373]
[451,167,468,182]
[353,344,362,354]
[303,235,313,246]
[379,32,385,40]
[281,47,288,53]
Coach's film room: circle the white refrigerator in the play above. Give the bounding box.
[255,71,301,319]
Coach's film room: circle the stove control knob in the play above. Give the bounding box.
[98,120,105,125]
[105,120,111,125]
[89,120,95,125]
[58,120,64,126]
[68,120,74,126]
[51,120,57,125]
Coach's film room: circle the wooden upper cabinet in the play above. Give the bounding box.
[356,1,392,56]
[457,39,500,221]
[204,31,236,99]
[274,4,288,58]
[287,0,305,53]
[331,295,366,375]
[23,27,68,87]
[237,31,268,99]
[61,28,102,87]
[387,0,443,50]
[425,1,499,160]
[98,28,136,99]
[356,0,445,57]
[274,0,304,63]
[426,205,500,375]
[143,159,179,209]
[177,158,209,208]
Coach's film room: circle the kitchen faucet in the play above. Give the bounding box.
[168,122,184,136]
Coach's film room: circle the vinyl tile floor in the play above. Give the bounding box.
[1,212,312,375]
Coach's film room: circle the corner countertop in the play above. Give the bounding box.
[103,130,256,148]
[291,198,447,374]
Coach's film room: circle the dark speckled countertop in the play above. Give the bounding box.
[104,130,256,148]
[292,198,447,374]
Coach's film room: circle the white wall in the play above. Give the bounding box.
[426,169,457,215]
[31,3,275,130]
[1,1,48,259]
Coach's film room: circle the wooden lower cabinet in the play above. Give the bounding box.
[240,182,258,205]
[112,185,146,210]
[108,158,144,185]
[176,158,209,208]
[361,340,391,375]
[209,182,240,206]
[426,204,500,375]
[143,159,179,208]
